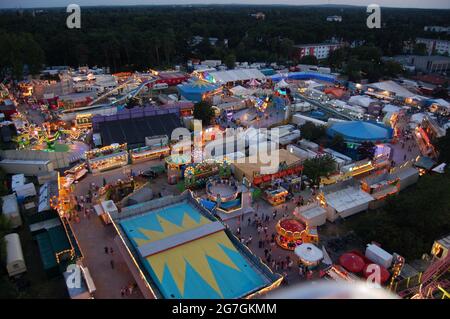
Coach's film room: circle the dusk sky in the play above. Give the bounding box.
[1,0,450,9]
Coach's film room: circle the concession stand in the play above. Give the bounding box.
[86,143,128,173]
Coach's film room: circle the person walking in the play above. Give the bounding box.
[104,246,109,254]
[110,259,115,269]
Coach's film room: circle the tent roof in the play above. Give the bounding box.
[368,80,415,98]
[328,121,393,142]
[177,80,218,94]
[209,68,265,83]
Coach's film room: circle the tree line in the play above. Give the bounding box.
[0,5,449,78]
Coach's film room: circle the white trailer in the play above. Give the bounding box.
[2,194,22,228]
[4,233,27,277]
[365,244,393,269]
[0,159,54,176]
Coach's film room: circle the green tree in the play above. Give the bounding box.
[303,154,336,186]
[224,53,236,69]
[436,128,450,164]
[357,141,376,160]
[329,134,346,152]
[300,122,326,143]
[193,100,215,126]
[413,43,428,56]
[346,171,450,260]
[299,55,318,66]
[383,60,404,77]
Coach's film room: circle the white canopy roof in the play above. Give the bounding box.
[210,68,265,84]
[431,99,450,109]
[229,85,250,96]
[348,95,377,108]
[276,79,289,88]
[382,104,401,113]
[368,80,415,98]
[248,78,260,86]
[295,243,324,263]
[432,163,447,174]
[411,113,426,124]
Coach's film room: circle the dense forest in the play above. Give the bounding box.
[0,5,450,78]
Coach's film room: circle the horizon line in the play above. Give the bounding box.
[2,3,450,10]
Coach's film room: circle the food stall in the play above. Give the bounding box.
[130,145,170,164]
[264,187,288,206]
[93,200,116,224]
[165,154,192,184]
[86,143,128,173]
[294,243,324,268]
[64,162,88,186]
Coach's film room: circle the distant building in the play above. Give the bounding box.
[326,15,342,22]
[416,38,450,56]
[190,36,227,47]
[294,42,342,60]
[251,12,266,20]
[424,26,450,34]
[410,55,450,73]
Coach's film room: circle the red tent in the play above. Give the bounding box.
[363,264,390,284]
[339,253,365,273]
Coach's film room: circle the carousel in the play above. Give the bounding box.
[276,219,304,250]
[206,176,241,213]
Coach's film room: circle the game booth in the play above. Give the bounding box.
[294,243,324,268]
[275,218,319,250]
[130,145,170,164]
[264,187,289,206]
[165,154,192,184]
[86,143,129,173]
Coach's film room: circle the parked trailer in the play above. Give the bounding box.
[1,194,22,228]
[4,233,27,277]
[0,159,54,176]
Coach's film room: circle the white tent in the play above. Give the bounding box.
[276,79,289,88]
[411,113,426,124]
[431,99,450,110]
[248,78,260,87]
[348,95,376,108]
[295,243,324,266]
[229,85,250,96]
[382,104,401,114]
[432,163,447,174]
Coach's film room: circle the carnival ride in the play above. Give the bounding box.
[14,120,83,151]
[184,159,231,189]
[205,176,241,213]
[397,255,450,299]
[275,218,318,250]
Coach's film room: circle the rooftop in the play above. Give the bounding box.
[115,195,278,299]
[98,113,182,147]
[324,187,374,213]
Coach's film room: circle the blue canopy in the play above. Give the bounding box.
[327,121,393,143]
[200,199,217,212]
[270,72,336,83]
[177,80,219,102]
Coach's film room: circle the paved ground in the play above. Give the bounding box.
[69,158,175,299]
[223,188,326,284]
[70,212,143,299]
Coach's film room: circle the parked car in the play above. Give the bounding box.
[141,169,158,179]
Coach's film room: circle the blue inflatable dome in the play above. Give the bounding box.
[327,121,393,143]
